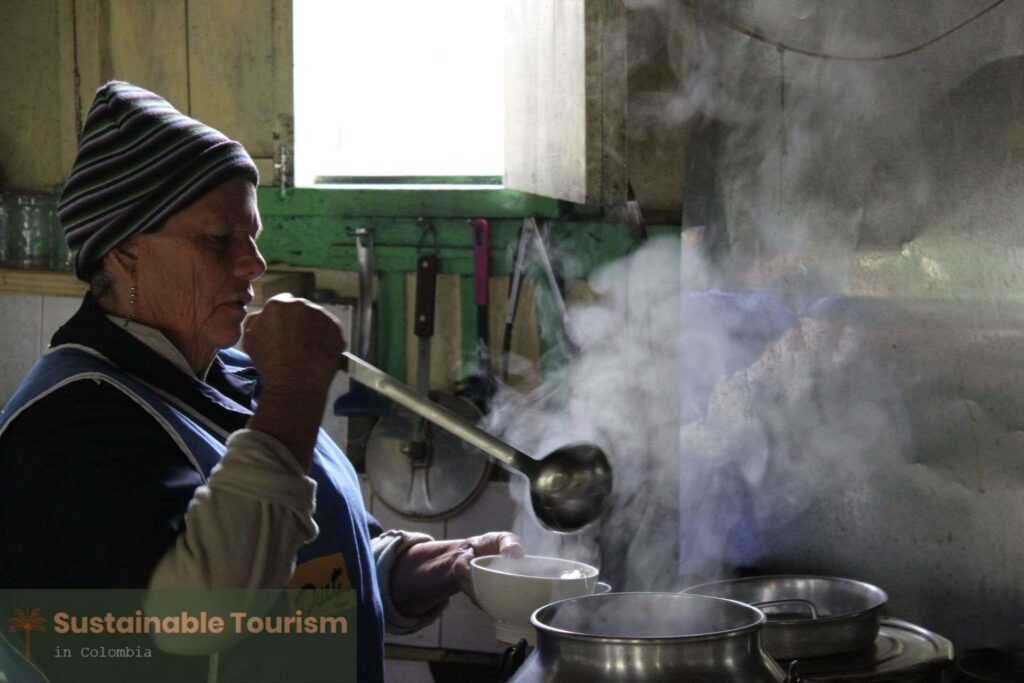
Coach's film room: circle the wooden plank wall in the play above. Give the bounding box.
[503,0,686,215]
[0,0,290,192]
[74,0,190,112]
[505,0,592,204]
[188,0,293,182]
[625,1,688,214]
[0,0,76,189]
[586,0,628,207]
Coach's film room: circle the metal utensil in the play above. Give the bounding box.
[501,219,532,382]
[457,217,498,411]
[500,218,579,381]
[682,575,888,660]
[341,352,612,532]
[528,218,578,356]
[365,253,491,519]
[334,228,389,418]
[332,228,388,468]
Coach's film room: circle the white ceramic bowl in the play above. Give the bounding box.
[471,554,599,645]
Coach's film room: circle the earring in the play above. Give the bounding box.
[124,272,137,328]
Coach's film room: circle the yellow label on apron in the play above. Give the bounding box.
[286,553,356,616]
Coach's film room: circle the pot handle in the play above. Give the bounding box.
[784,661,805,683]
[753,598,819,620]
[496,638,529,683]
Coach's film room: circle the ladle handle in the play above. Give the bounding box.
[339,352,536,474]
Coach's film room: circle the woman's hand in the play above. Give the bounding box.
[390,532,524,617]
[244,293,346,397]
[244,294,346,470]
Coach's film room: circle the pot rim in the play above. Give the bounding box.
[681,574,888,626]
[530,591,767,643]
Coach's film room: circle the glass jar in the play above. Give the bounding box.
[49,207,71,271]
[8,193,57,270]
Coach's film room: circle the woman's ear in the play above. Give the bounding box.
[108,239,141,276]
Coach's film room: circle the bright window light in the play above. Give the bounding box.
[293,0,505,185]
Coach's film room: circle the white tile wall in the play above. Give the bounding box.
[441,482,518,654]
[0,295,41,404]
[40,296,81,353]
[444,481,518,539]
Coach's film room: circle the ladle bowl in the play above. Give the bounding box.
[340,352,613,531]
[526,443,612,532]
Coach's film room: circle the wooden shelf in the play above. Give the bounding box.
[0,269,85,297]
[0,269,314,304]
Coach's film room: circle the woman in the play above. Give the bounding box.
[0,81,520,682]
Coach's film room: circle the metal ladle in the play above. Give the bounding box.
[340,352,612,532]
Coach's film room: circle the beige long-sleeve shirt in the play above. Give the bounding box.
[106,317,435,647]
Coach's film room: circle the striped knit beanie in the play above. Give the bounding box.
[58,81,259,280]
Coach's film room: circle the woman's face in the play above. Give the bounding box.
[128,179,266,369]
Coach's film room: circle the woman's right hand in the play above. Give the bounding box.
[243,294,347,470]
[244,293,347,394]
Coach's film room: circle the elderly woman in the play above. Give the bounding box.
[0,82,520,682]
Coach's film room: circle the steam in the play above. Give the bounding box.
[489,237,910,590]
[487,238,689,572]
[485,0,1024,648]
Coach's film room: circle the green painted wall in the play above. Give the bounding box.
[257,187,681,379]
[257,187,678,277]
[253,187,679,378]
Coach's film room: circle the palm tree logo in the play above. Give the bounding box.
[8,608,46,661]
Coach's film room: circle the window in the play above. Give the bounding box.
[293,0,505,186]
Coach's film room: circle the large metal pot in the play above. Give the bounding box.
[682,575,888,660]
[509,592,788,682]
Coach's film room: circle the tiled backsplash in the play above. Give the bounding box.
[0,293,80,405]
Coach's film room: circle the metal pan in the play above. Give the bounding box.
[682,575,888,660]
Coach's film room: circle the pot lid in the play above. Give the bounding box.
[793,618,953,681]
[366,391,491,519]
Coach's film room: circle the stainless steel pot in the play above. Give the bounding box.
[682,575,887,660]
[509,592,787,682]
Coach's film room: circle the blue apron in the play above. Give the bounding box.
[0,345,384,682]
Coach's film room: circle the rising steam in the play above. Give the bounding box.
[485,0,1024,649]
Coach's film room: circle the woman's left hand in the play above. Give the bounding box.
[390,532,524,617]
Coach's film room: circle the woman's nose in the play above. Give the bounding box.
[236,236,267,281]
